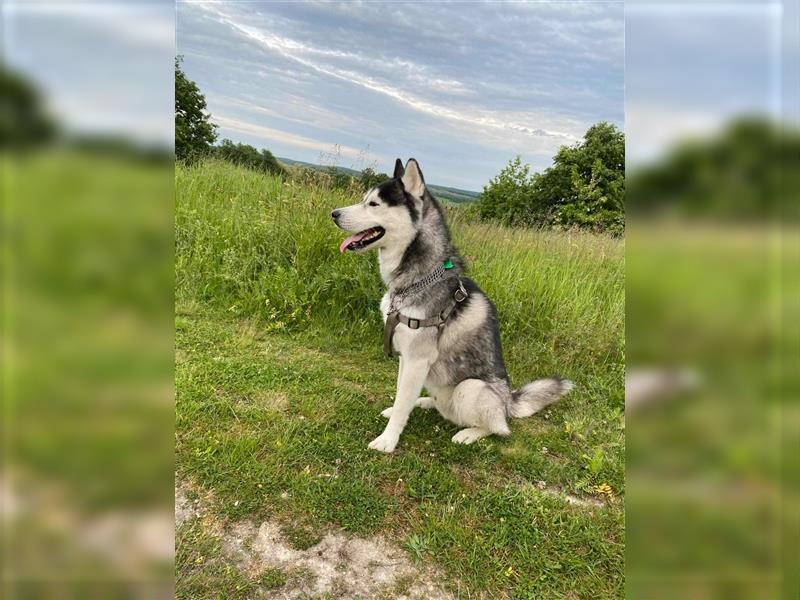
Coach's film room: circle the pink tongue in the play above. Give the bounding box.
[339,231,367,253]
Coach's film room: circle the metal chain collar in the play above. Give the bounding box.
[387,262,456,313]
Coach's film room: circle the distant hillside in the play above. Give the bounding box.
[278,157,362,177]
[277,156,480,204]
[427,184,481,204]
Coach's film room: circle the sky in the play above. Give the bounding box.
[2,1,787,187]
[177,1,625,190]
[3,1,174,145]
[625,1,784,167]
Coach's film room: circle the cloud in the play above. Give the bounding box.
[212,114,384,162]
[209,94,360,131]
[186,1,582,142]
[178,0,623,189]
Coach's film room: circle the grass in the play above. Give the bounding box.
[175,159,625,598]
[3,150,174,587]
[625,221,794,598]
[8,150,174,511]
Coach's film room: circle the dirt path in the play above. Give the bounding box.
[176,482,454,600]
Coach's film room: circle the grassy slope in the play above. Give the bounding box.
[176,159,625,598]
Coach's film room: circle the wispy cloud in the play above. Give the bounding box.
[178,0,623,189]
[188,1,581,142]
[209,94,360,131]
[213,114,384,162]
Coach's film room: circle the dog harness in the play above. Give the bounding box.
[383,259,469,357]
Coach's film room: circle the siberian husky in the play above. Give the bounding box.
[332,159,573,453]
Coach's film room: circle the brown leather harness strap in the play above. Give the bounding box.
[383,280,468,357]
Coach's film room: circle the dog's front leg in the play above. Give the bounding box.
[368,358,430,453]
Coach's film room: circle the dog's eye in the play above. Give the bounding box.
[368,201,379,207]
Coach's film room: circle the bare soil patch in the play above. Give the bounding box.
[176,481,453,599]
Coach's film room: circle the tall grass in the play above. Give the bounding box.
[176,159,624,399]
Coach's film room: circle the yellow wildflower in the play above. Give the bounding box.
[594,483,614,498]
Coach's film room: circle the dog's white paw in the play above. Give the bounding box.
[451,427,490,445]
[415,397,435,409]
[380,407,393,418]
[368,432,399,453]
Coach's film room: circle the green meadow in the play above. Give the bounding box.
[175,159,625,598]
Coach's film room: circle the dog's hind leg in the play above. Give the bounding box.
[415,396,436,409]
[422,383,453,413]
[452,427,492,444]
[447,379,511,444]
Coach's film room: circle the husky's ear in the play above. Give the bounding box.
[401,158,425,198]
[393,158,405,179]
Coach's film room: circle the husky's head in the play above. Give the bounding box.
[332,158,427,254]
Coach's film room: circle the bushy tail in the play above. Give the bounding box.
[508,378,574,418]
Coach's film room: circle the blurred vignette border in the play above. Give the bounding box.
[625,1,798,598]
[2,1,175,596]
[2,0,799,598]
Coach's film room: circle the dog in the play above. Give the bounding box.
[332,158,573,453]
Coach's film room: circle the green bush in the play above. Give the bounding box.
[479,123,624,234]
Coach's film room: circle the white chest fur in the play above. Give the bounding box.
[380,292,439,360]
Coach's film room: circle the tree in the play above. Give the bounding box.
[359,167,390,191]
[627,118,793,221]
[0,64,57,148]
[175,56,217,162]
[477,122,625,234]
[478,156,537,224]
[214,139,284,175]
[539,122,625,233]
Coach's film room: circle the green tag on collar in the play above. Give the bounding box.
[443,259,454,270]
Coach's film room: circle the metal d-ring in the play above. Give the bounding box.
[454,279,468,302]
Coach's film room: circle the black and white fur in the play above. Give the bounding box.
[332,159,573,453]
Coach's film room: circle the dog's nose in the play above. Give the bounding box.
[331,209,341,220]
